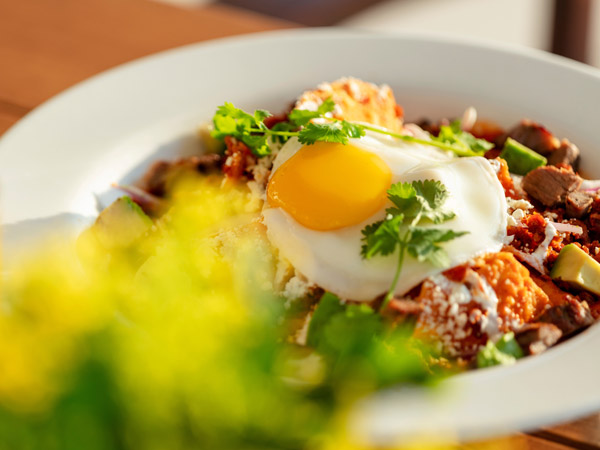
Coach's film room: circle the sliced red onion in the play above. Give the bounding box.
[548,221,583,235]
[580,179,600,192]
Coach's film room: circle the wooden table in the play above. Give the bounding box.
[0,1,598,448]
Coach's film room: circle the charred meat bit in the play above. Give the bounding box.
[514,323,562,355]
[547,139,580,168]
[500,119,559,155]
[522,166,582,207]
[222,136,256,181]
[537,297,594,337]
[565,191,594,219]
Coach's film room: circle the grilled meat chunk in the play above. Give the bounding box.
[514,323,562,355]
[503,119,559,155]
[537,297,594,336]
[522,166,582,207]
[547,139,580,168]
[566,191,594,219]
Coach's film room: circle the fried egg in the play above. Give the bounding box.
[262,131,507,301]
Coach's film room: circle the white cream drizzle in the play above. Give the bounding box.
[512,221,558,274]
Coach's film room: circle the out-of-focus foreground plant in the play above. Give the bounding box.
[0,179,438,450]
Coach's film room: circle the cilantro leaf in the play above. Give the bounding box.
[411,180,456,224]
[288,98,336,127]
[361,214,404,259]
[298,122,350,145]
[340,120,366,139]
[211,102,274,156]
[360,179,468,307]
[306,292,345,348]
[387,180,455,224]
[433,120,493,156]
[407,228,468,267]
[240,135,270,157]
[386,182,421,220]
[305,292,434,388]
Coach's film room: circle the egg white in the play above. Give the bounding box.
[262,131,507,301]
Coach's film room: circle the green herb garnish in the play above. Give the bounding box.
[434,119,494,156]
[211,102,492,157]
[361,180,468,308]
[477,332,524,368]
[305,292,433,387]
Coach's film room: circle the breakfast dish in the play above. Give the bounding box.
[4,30,600,441]
[96,77,599,369]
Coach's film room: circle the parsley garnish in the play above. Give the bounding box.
[211,101,492,157]
[361,180,467,308]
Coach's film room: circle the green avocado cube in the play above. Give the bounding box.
[93,196,153,249]
[550,244,600,295]
[499,137,547,175]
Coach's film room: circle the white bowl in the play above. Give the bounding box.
[1,29,599,444]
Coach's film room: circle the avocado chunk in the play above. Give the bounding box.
[499,137,547,175]
[92,196,153,249]
[550,244,600,295]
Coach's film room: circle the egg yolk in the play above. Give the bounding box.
[267,142,392,231]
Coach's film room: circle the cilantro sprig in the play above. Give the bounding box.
[211,101,492,157]
[361,180,467,308]
[434,120,494,155]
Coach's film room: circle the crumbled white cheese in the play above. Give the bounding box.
[283,274,312,301]
[506,197,534,213]
[505,197,534,227]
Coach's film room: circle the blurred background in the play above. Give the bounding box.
[159,0,600,67]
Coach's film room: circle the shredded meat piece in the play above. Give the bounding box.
[537,297,594,336]
[522,166,582,207]
[514,323,562,355]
